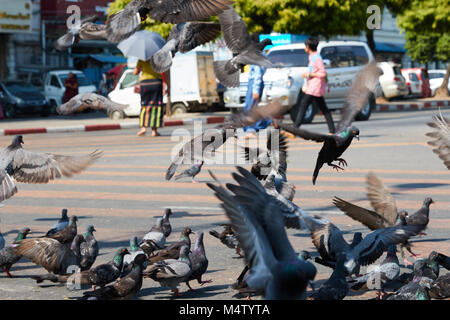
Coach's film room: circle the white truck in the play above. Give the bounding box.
[224,41,380,124]
[108,51,219,119]
[44,70,97,114]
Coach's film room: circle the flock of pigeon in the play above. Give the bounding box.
[0,1,449,300]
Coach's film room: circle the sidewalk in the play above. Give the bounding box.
[0,98,448,136]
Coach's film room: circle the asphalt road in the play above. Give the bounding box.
[0,109,449,300]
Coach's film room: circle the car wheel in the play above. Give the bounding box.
[355,94,375,121]
[230,108,241,115]
[289,93,316,125]
[171,103,187,116]
[3,104,16,119]
[49,100,58,115]
[110,110,125,120]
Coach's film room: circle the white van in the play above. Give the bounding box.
[44,70,97,113]
[108,51,219,119]
[224,41,379,123]
[377,62,409,99]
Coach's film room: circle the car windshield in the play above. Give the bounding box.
[393,66,402,76]
[59,73,93,86]
[267,49,309,67]
[4,82,41,95]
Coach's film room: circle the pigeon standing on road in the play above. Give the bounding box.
[123,237,146,277]
[79,225,99,271]
[81,253,147,300]
[0,228,31,278]
[56,93,129,115]
[214,7,273,87]
[45,216,78,244]
[45,209,70,237]
[139,218,166,257]
[54,16,107,51]
[174,161,204,183]
[426,112,450,170]
[209,224,242,257]
[144,245,193,297]
[0,135,102,202]
[147,227,194,263]
[185,231,212,291]
[274,61,381,184]
[405,197,434,235]
[105,0,233,43]
[151,22,221,73]
[161,209,173,238]
[429,274,450,299]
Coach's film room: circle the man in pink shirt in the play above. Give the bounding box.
[294,36,335,133]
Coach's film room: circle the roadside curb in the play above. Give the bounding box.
[0,116,227,136]
[375,100,450,112]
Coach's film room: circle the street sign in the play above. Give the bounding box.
[0,0,32,33]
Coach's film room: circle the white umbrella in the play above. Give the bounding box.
[117,30,166,61]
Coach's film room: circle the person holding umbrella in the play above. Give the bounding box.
[134,60,165,136]
[117,31,167,136]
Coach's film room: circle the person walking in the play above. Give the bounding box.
[242,34,272,139]
[134,59,164,136]
[63,72,79,103]
[294,36,335,133]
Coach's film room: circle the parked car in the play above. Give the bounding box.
[108,51,219,119]
[0,81,50,118]
[401,69,422,97]
[428,69,450,96]
[44,70,97,114]
[224,41,378,124]
[377,62,409,100]
[401,67,431,97]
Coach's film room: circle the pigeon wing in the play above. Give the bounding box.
[366,171,398,226]
[218,6,250,54]
[426,112,450,170]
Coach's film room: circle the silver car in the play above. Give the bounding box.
[224,41,379,124]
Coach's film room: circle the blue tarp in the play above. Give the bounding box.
[375,42,406,53]
[88,54,127,64]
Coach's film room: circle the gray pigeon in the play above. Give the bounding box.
[45,215,78,244]
[161,208,173,238]
[348,244,400,299]
[308,254,349,300]
[426,111,450,170]
[144,245,193,297]
[404,197,434,235]
[206,166,317,299]
[209,224,242,257]
[0,135,102,202]
[122,237,146,277]
[174,161,204,183]
[139,218,166,257]
[385,276,432,300]
[56,92,129,115]
[79,225,99,271]
[429,273,450,299]
[54,16,107,51]
[185,231,211,291]
[214,7,273,87]
[151,22,221,73]
[105,0,232,43]
[436,252,450,270]
[45,209,70,237]
[81,253,147,300]
[0,228,30,278]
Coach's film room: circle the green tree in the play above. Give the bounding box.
[397,0,450,97]
[107,0,173,39]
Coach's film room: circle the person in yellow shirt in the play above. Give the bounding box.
[134,59,165,136]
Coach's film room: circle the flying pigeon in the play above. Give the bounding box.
[81,253,147,300]
[185,231,212,290]
[45,209,70,237]
[0,228,30,278]
[79,225,99,271]
[105,0,233,43]
[214,7,273,87]
[426,111,450,170]
[206,166,317,299]
[174,161,204,183]
[273,61,382,184]
[144,245,193,297]
[54,16,107,51]
[0,135,102,202]
[56,92,129,115]
[151,22,221,73]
